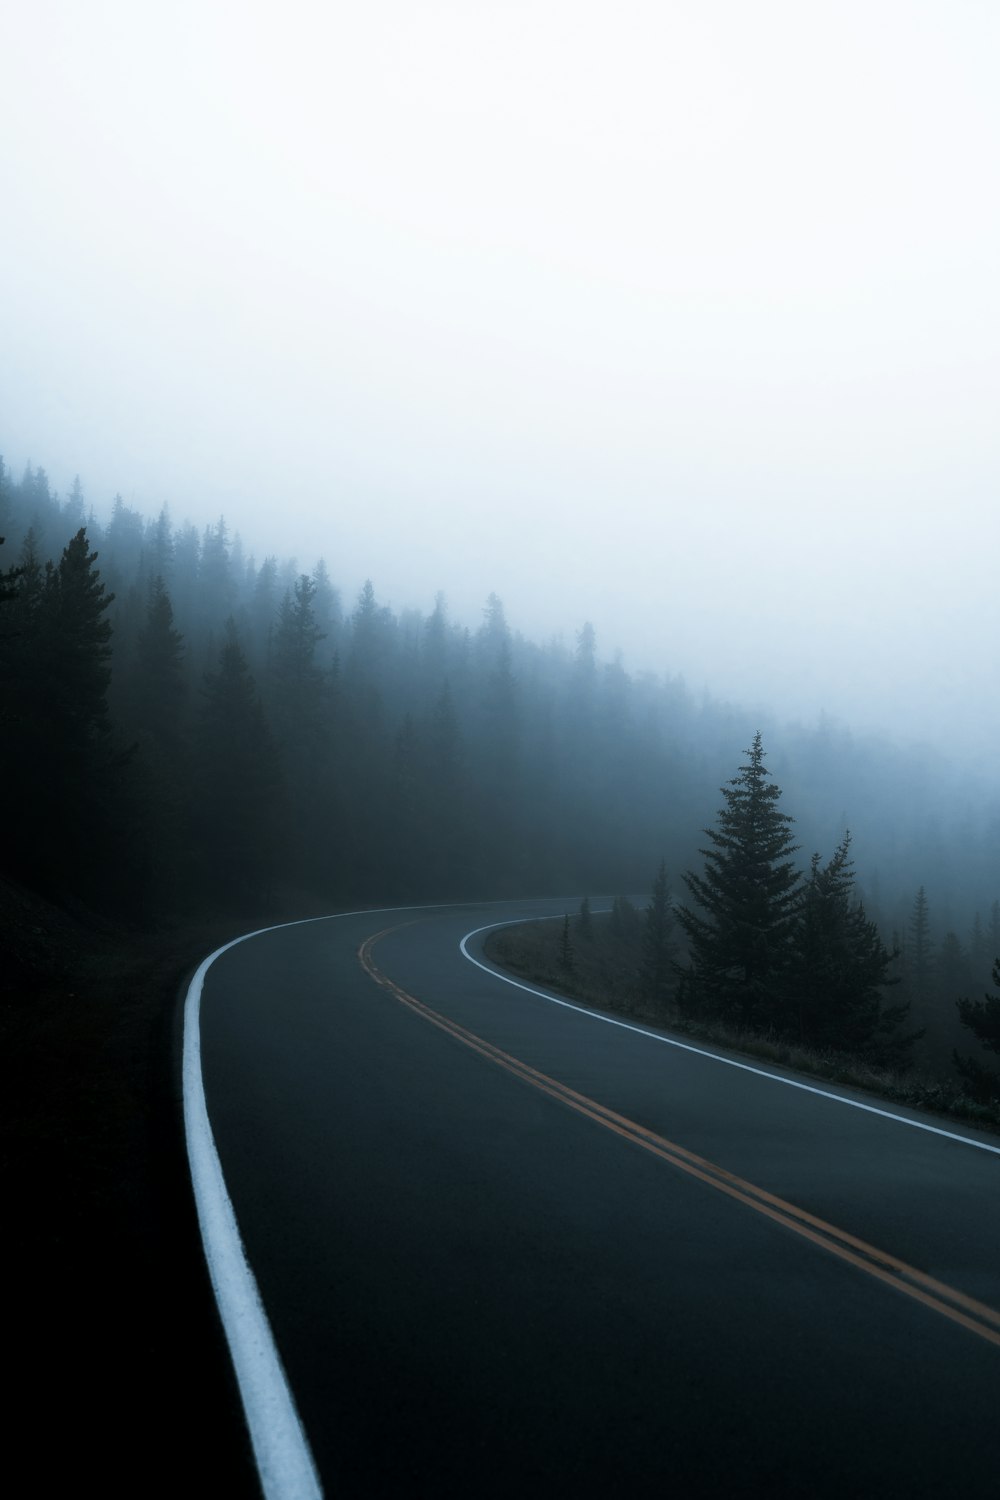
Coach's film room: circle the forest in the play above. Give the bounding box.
[1,455,998,1093]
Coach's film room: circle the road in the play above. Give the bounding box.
[188,898,1000,1497]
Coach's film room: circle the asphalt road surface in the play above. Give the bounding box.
[192,899,1000,1497]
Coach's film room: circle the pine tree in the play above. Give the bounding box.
[937,930,971,1004]
[609,895,641,945]
[349,579,382,679]
[63,475,86,532]
[954,960,1000,1102]
[1,528,119,893]
[0,534,23,611]
[129,576,185,745]
[197,516,236,641]
[270,574,327,730]
[787,833,913,1059]
[641,860,675,1009]
[422,592,450,691]
[144,506,174,584]
[388,712,427,895]
[123,576,189,906]
[0,535,25,757]
[908,886,934,998]
[969,911,988,984]
[677,734,801,1028]
[310,558,341,646]
[48,528,115,748]
[423,682,468,893]
[104,495,146,593]
[192,622,280,907]
[559,914,575,975]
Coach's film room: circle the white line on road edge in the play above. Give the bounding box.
[183,898,569,1499]
[459,919,1000,1158]
[184,919,327,1500]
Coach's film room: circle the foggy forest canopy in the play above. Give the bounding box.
[1,454,998,1083]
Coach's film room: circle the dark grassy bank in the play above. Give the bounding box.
[485,912,1000,1136]
[1,879,261,1496]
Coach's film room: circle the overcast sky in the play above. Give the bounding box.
[2,1,998,765]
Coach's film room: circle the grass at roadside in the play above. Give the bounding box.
[485,913,1000,1136]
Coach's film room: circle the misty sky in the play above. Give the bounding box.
[2,1,998,764]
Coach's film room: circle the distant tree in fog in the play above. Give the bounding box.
[908,886,934,999]
[641,860,675,1009]
[129,576,185,745]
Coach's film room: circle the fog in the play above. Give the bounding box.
[2,1,997,767]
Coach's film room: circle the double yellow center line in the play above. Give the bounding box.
[359,924,1000,1350]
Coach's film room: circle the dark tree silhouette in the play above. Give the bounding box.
[788,833,914,1060]
[192,622,280,908]
[908,885,934,1000]
[558,914,575,975]
[641,859,675,1010]
[954,959,1000,1101]
[2,529,119,892]
[678,734,800,1029]
[130,576,185,745]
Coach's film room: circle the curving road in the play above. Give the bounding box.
[187,899,1000,1497]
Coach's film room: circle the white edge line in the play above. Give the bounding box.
[183,899,491,1500]
[184,921,324,1500]
[459,917,1000,1158]
[183,897,573,1497]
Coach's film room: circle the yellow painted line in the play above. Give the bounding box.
[358,925,1000,1351]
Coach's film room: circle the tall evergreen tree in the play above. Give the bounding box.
[0,457,10,537]
[641,859,675,1010]
[120,576,189,907]
[104,495,146,594]
[48,528,116,747]
[250,554,279,666]
[129,576,185,745]
[787,833,912,1059]
[422,592,450,694]
[907,885,934,1003]
[197,516,236,642]
[969,911,988,984]
[271,575,325,698]
[677,734,801,1028]
[310,558,341,649]
[0,533,24,612]
[388,712,428,895]
[954,960,1000,1102]
[937,930,971,1005]
[423,681,468,892]
[144,506,174,584]
[192,622,280,907]
[1,528,119,893]
[609,895,641,945]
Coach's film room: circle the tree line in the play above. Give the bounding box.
[564,738,997,1090]
[0,456,996,1089]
